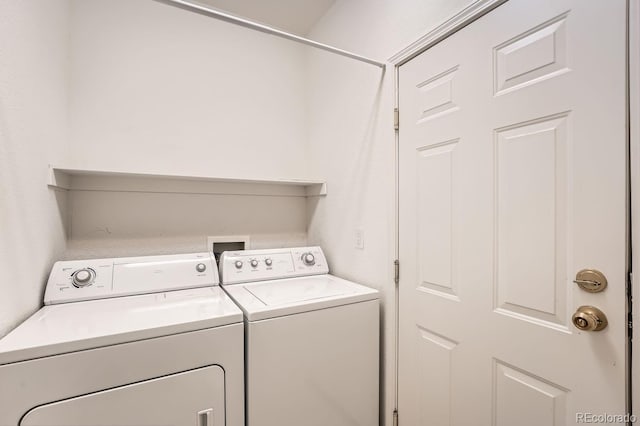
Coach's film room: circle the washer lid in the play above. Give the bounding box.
[0,287,242,365]
[223,274,379,321]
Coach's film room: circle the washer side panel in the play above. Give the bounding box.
[246,300,380,426]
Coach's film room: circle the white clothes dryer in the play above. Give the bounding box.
[220,246,379,426]
[0,252,244,426]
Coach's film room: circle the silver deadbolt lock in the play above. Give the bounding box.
[572,306,608,331]
[573,269,607,293]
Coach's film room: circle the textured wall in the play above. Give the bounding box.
[65,190,308,260]
[0,0,70,337]
[63,0,311,258]
[68,0,308,179]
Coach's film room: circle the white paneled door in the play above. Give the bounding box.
[398,1,628,425]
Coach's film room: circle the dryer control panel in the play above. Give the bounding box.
[44,253,218,305]
[219,246,328,285]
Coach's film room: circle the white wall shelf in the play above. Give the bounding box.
[48,166,327,197]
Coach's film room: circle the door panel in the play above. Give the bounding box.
[398,1,627,425]
[495,113,569,326]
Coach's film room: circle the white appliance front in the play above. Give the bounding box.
[0,253,245,426]
[220,247,380,426]
[21,365,224,426]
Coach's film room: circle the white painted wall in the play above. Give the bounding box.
[305,1,474,424]
[68,0,308,179]
[0,0,70,337]
[0,0,313,336]
[64,0,311,257]
[65,190,307,259]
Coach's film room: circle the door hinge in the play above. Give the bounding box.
[394,259,400,285]
[393,409,399,426]
[394,107,399,131]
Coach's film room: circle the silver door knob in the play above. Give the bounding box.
[572,306,608,331]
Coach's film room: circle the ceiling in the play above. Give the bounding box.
[196,0,336,35]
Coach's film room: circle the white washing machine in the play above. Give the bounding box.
[220,246,379,426]
[0,252,244,426]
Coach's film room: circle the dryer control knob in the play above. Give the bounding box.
[250,259,259,268]
[72,268,94,288]
[302,253,315,266]
[235,260,243,269]
[196,263,206,273]
[265,258,273,267]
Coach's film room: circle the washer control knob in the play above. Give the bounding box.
[302,253,315,266]
[265,258,273,267]
[196,263,207,273]
[235,260,243,269]
[250,259,259,268]
[72,268,94,288]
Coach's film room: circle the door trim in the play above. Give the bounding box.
[388,0,508,67]
[630,0,639,417]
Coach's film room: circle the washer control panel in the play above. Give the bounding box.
[219,246,328,285]
[44,252,218,305]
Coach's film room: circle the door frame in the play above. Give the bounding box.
[630,0,639,416]
[388,0,635,422]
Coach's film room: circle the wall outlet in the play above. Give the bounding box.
[355,228,364,249]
